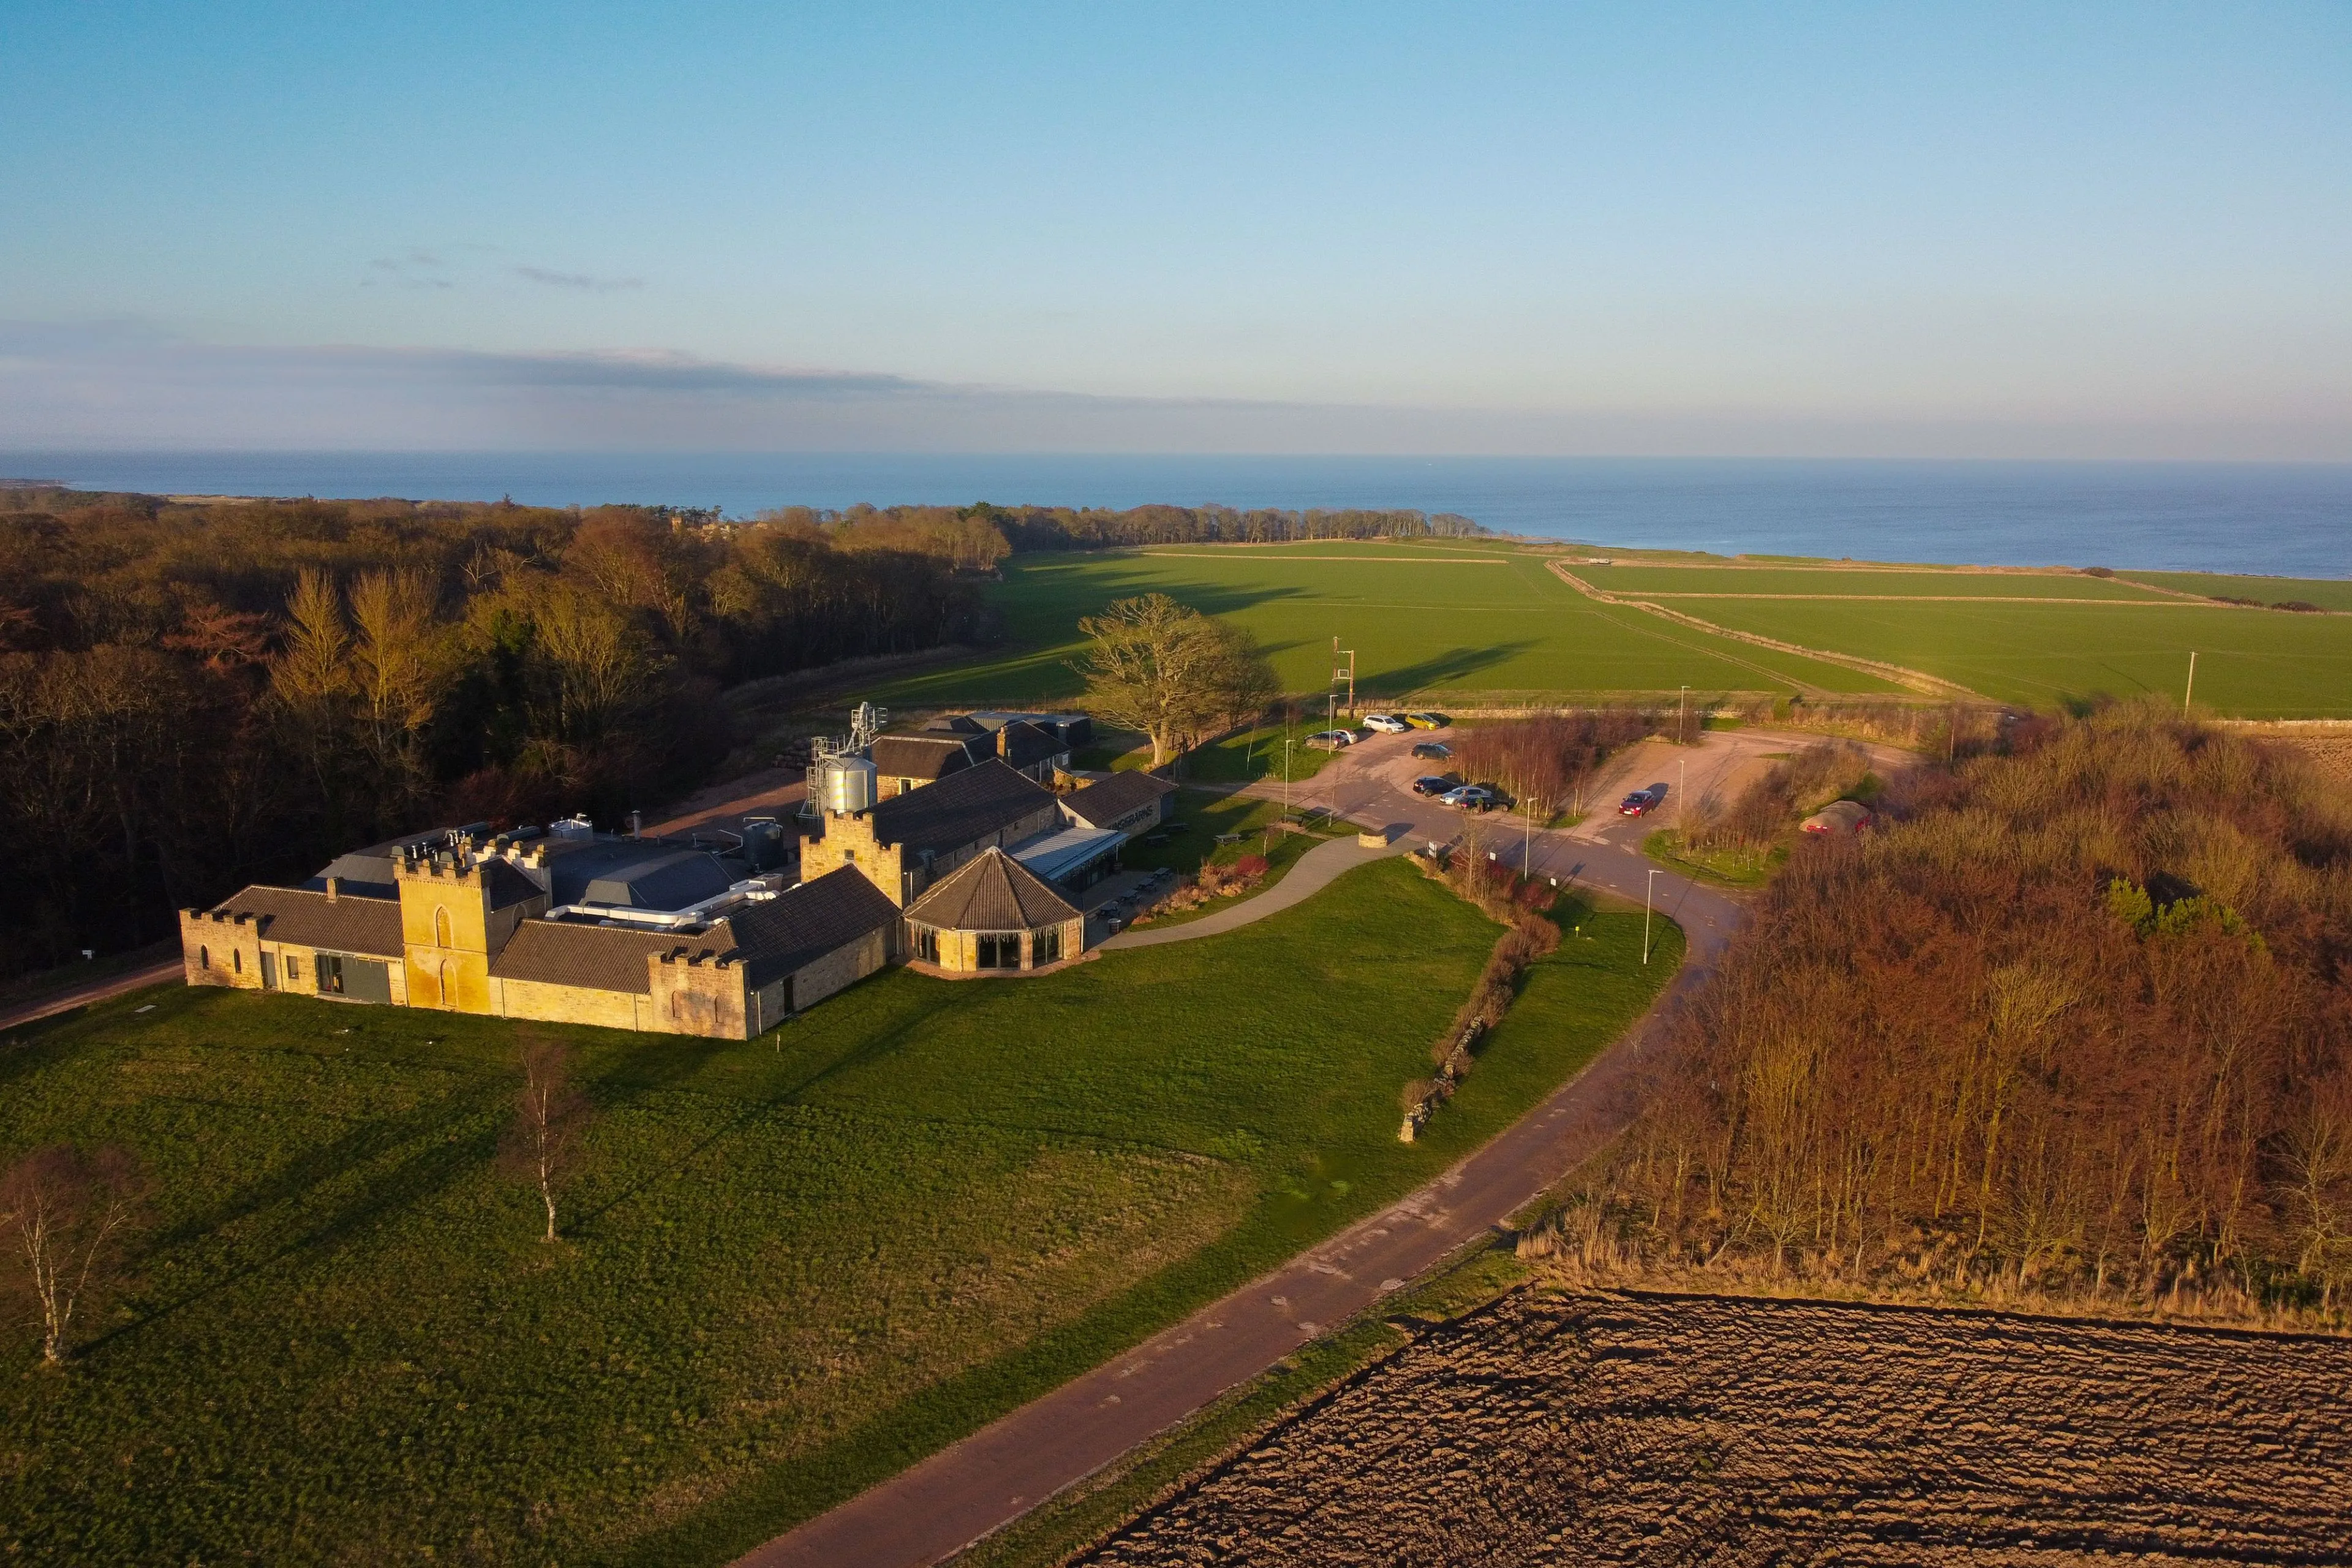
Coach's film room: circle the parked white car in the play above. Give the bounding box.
[1361,713,1411,733]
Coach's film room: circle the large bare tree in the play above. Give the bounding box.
[499,1037,591,1243]
[0,1144,147,1366]
[1071,594,1278,766]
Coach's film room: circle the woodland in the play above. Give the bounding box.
[1595,705,2352,1314]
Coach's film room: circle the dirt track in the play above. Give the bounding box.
[1080,1288,2352,1567]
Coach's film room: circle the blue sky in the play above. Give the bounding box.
[4,2,2349,455]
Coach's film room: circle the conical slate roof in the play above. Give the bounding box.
[903,847,1079,932]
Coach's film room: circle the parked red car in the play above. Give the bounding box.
[1618,785,1666,816]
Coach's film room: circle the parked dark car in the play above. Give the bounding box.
[1411,774,1460,796]
[1411,741,1453,760]
[1618,785,1667,816]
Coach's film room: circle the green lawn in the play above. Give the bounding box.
[1575,564,2179,601]
[1657,595,2352,717]
[872,548,1901,707]
[0,861,1679,1567]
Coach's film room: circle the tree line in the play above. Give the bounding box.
[0,489,990,976]
[1601,704,2352,1314]
[756,499,1485,560]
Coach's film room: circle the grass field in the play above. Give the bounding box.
[1652,595,2352,717]
[2119,570,2352,612]
[1575,564,2179,601]
[0,861,1680,1567]
[873,548,1901,707]
[855,543,2351,722]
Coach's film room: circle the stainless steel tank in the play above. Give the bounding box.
[822,755,878,815]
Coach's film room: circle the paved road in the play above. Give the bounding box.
[0,957,185,1035]
[738,731,1753,1568]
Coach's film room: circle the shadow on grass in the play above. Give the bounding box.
[1368,641,1538,695]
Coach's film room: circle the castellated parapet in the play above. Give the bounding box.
[179,907,265,988]
[650,946,749,1038]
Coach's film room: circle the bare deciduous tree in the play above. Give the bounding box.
[1071,594,1276,766]
[499,1037,590,1243]
[0,1143,147,1366]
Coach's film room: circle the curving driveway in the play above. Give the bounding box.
[736,733,1778,1568]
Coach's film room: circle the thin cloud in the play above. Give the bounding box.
[514,266,644,293]
[1,321,2345,459]
[364,251,454,290]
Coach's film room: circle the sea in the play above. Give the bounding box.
[6,452,2348,580]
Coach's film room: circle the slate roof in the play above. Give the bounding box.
[867,759,1056,857]
[872,733,982,782]
[478,859,548,911]
[723,868,900,987]
[923,714,988,735]
[208,885,404,957]
[489,921,689,994]
[993,719,1069,772]
[538,837,747,907]
[579,849,734,910]
[904,847,1079,932]
[306,827,451,900]
[1062,769,1176,829]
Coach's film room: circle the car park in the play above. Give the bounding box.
[1618,785,1667,816]
[1411,740,1453,760]
[1439,785,1499,811]
[1404,712,1450,729]
[1411,774,1460,796]
[1362,713,1411,734]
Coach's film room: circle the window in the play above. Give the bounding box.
[261,951,277,990]
[976,932,1020,970]
[285,954,301,982]
[912,925,939,963]
[198,944,210,971]
[232,949,242,974]
[843,848,856,863]
[1031,925,1061,966]
[317,954,345,994]
[434,905,453,948]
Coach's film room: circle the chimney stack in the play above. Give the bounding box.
[325,875,340,903]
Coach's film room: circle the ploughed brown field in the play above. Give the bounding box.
[1077,1288,2352,1566]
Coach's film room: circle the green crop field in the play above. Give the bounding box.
[2119,571,2352,612]
[1657,595,2352,717]
[874,548,1899,707]
[1573,564,2180,601]
[0,861,1681,1567]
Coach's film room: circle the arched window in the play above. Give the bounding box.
[232,949,243,974]
[198,944,210,971]
[434,905,454,949]
[438,959,454,1008]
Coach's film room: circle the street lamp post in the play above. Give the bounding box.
[1643,867,1660,965]
[1284,739,1294,820]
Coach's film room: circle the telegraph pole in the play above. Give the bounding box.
[1331,636,1356,718]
